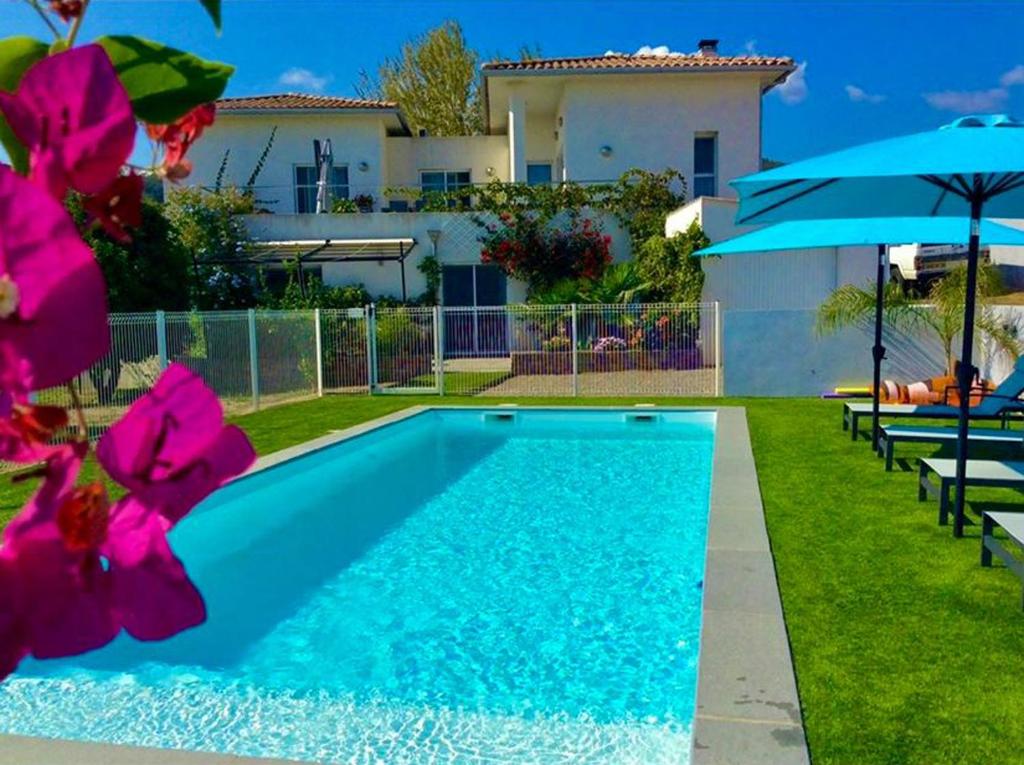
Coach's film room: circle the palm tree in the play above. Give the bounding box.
[817,262,1020,376]
[529,262,652,305]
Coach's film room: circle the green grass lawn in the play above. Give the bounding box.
[2,394,1023,764]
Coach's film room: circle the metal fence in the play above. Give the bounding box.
[30,301,718,446]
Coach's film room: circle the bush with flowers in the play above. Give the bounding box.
[480,212,613,295]
[0,1,255,681]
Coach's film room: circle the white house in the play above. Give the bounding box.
[182,39,795,305]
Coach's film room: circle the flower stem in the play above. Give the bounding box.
[65,0,91,47]
[65,382,89,443]
[24,0,61,40]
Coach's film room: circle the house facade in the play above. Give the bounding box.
[182,40,794,305]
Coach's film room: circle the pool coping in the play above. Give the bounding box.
[0,404,808,765]
[691,407,810,765]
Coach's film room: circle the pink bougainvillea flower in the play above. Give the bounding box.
[146,103,216,182]
[97,363,255,526]
[0,164,109,391]
[103,496,205,641]
[0,445,207,674]
[0,556,25,679]
[1,446,119,661]
[83,172,144,243]
[0,44,135,200]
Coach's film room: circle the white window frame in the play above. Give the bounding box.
[294,163,350,213]
[418,169,472,194]
[693,133,718,199]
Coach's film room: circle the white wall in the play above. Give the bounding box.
[385,135,509,189]
[185,113,390,212]
[669,197,879,311]
[558,73,763,191]
[722,308,948,397]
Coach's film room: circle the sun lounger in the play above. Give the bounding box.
[981,511,1024,610]
[842,356,1024,441]
[878,424,1024,471]
[918,457,1024,526]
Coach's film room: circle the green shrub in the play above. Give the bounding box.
[635,222,710,304]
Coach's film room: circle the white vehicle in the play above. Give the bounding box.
[888,243,991,294]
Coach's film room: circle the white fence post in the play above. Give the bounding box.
[155,310,168,371]
[313,308,324,397]
[714,301,722,398]
[433,305,445,396]
[364,304,376,394]
[247,308,260,410]
[570,303,579,397]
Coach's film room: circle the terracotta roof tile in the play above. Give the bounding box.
[482,53,793,73]
[216,93,398,111]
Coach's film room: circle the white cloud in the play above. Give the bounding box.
[634,44,685,57]
[774,61,808,105]
[923,63,1024,114]
[278,67,331,92]
[1000,64,1024,87]
[845,84,885,104]
[743,39,758,54]
[923,87,1008,114]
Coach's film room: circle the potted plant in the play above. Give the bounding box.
[354,193,374,213]
[331,198,358,213]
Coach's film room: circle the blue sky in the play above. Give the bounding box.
[4,0,1024,162]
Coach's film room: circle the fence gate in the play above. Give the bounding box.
[367,305,440,394]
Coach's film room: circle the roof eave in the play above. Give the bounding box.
[218,106,402,116]
[761,63,798,94]
[481,63,794,78]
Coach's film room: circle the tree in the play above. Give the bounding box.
[360,21,483,136]
[817,263,1020,376]
[635,222,711,304]
[68,194,192,312]
[164,185,260,309]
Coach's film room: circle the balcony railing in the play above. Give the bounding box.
[192,179,632,215]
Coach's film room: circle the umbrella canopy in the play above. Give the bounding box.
[696,217,1024,255]
[695,216,1024,452]
[733,115,1024,225]
[729,115,1024,537]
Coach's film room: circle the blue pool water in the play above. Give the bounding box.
[0,408,715,764]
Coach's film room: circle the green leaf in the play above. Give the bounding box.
[198,0,222,30]
[0,37,48,173]
[98,35,234,124]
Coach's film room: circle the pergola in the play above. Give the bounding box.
[203,238,418,301]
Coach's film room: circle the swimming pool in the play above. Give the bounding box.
[0,407,715,764]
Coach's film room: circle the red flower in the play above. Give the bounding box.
[146,104,216,182]
[48,0,83,21]
[83,173,144,243]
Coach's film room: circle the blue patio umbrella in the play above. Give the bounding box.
[730,115,1024,536]
[696,217,1024,452]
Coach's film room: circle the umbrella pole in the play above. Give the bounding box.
[953,190,984,537]
[871,244,887,451]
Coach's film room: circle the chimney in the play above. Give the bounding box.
[697,39,719,57]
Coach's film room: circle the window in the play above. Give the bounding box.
[526,163,553,186]
[419,170,472,208]
[693,134,717,199]
[294,165,349,213]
